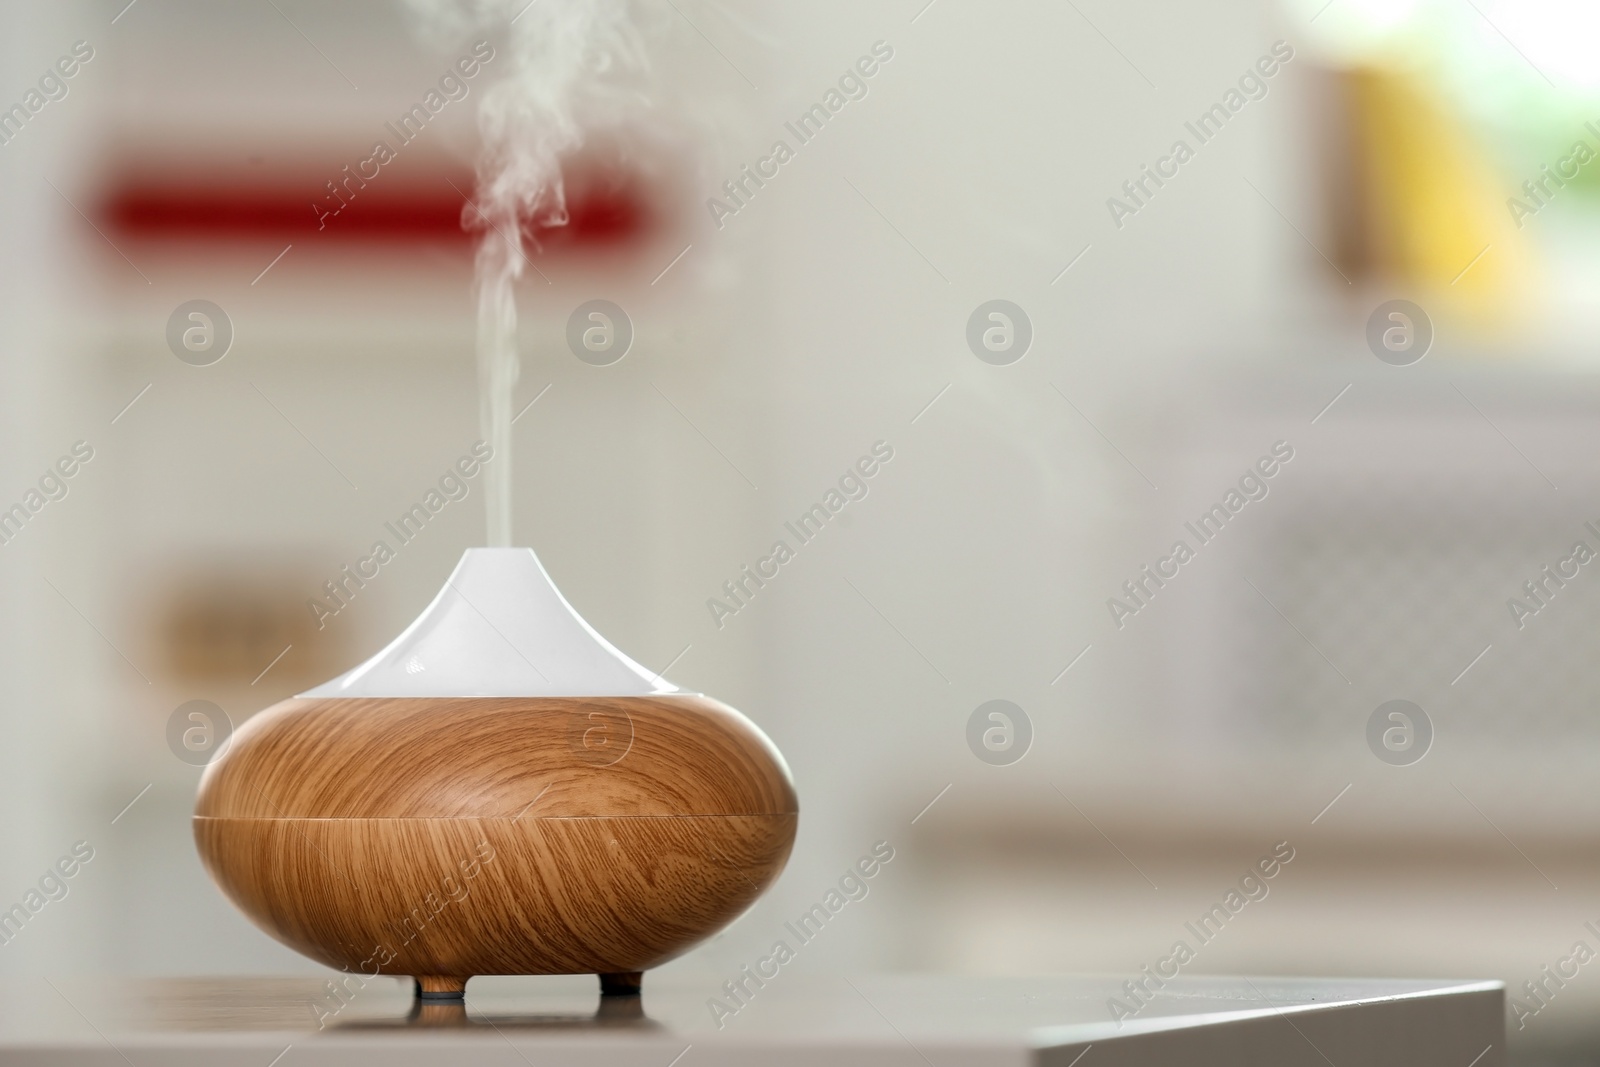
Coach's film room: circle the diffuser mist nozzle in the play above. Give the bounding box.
[300,547,677,699]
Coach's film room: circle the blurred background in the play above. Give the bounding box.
[5,0,1600,1061]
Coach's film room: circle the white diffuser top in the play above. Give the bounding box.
[301,547,677,698]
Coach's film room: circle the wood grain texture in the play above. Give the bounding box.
[193,695,798,988]
[197,695,798,819]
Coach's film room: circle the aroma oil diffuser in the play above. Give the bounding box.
[194,548,798,998]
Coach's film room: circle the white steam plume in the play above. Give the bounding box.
[407,0,660,546]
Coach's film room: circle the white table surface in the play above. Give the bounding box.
[0,973,1504,1066]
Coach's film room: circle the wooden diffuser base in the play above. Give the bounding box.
[194,694,798,995]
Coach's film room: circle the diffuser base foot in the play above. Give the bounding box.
[414,977,467,1000]
[599,972,643,997]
